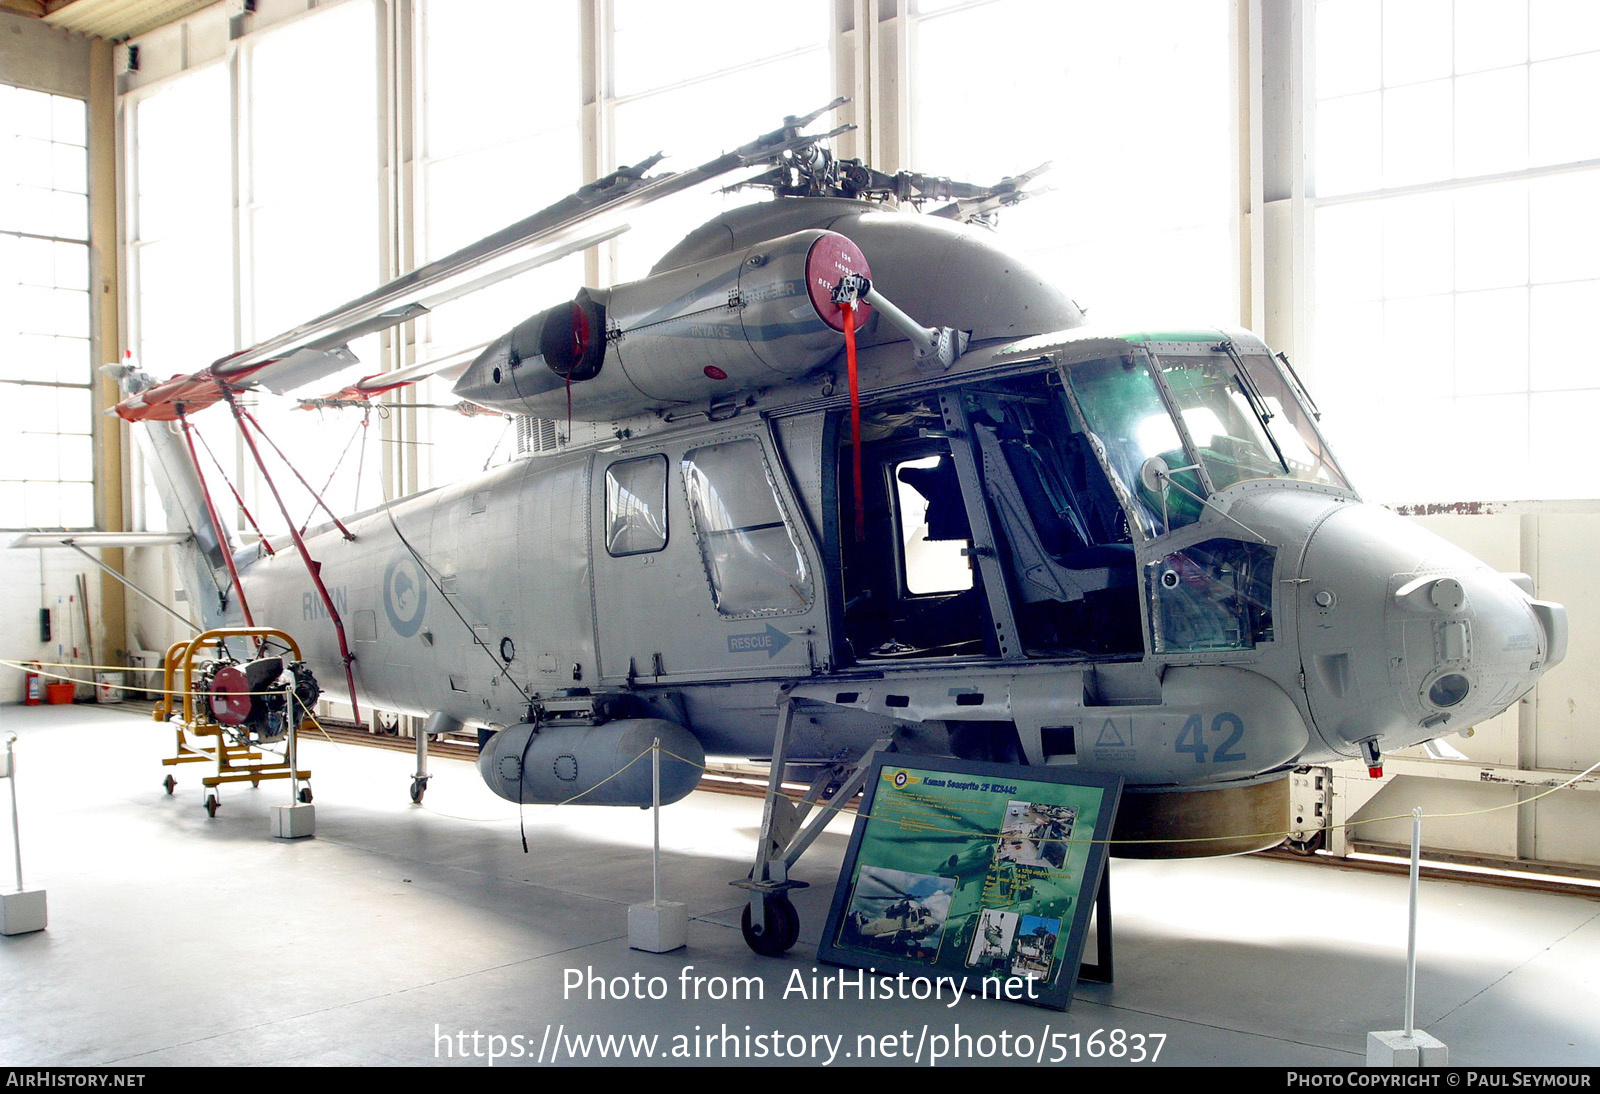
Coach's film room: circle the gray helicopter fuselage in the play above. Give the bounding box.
[220,196,1564,815]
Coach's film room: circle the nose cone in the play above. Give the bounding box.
[1297,504,1564,757]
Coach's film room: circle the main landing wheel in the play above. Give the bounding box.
[1284,829,1325,856]
[741,896,799,957]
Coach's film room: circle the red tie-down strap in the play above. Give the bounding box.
[842,300,864,542]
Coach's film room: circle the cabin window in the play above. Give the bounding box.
[894,455,974,595]
[604,455,668,556]
[682,439,812,616]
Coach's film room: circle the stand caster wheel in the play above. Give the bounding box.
[162,774,176,796]
[409,778,426,804]
[204,794,219,818]
[298,786,313,804]
[741,896,799,957]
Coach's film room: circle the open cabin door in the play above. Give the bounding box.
[834,373,1144,668]
[593,429,826,684]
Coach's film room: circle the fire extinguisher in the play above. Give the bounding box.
[23,662,42,705]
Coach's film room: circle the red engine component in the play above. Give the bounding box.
[207,664,253,726]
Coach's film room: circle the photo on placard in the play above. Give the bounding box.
[837,865,957,962]
[995,800,1078,869]
[964,908,1020,971]
[1011,914,1062,979]
[819,757,1123,1011]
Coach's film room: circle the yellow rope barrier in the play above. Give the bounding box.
[653,744,1600,850]
[1,657,318,701]
[13,652,1592,852]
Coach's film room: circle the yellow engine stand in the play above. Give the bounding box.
[157,628,314,816]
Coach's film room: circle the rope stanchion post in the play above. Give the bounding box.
[0,734,47,934]
[627,737,687,953]
[1366,806,1449,1065]
[270,690,315,840]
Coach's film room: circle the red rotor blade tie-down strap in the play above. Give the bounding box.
[179,411,256,627]
[843,300,865,542]
[190,420,274,556]
[237,405,356,542]
[226,393,362,726]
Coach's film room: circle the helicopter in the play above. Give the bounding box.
[839,865,952,958]
[105,105,1569,958]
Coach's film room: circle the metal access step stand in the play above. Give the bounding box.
[733,692,893,955]
[155,628,313,817]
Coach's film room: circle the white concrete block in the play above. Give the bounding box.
[0,888,47,935]
[628,900,687,953]
[1367,1029,1448,1067]
[271,802,315,839]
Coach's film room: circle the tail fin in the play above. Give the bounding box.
[109,364,241,632]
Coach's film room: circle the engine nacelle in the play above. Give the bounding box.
[476,718,705,807]
[453,229,872,421]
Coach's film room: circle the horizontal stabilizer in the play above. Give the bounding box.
[9,531,193,549]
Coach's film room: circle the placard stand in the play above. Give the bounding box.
[819,755,1122,1011]
[1078,867,1113,984]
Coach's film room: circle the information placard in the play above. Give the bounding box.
[818,756,1122,1011]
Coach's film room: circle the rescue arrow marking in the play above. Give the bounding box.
[727,624,792,659]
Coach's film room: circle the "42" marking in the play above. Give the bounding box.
[1175,712,1246,763]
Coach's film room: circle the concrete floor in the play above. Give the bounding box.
[1,701,1595,1068]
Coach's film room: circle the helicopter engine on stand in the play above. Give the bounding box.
[196,656,321,746]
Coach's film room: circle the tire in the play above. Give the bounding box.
[741,896,799,957]
[1285,829,1325,856]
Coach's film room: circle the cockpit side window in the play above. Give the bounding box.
[1147,538,1275,652]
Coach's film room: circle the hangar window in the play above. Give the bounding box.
[682,439,812,617]
[605,0,834,282]
[908,0,1238,327]
[605,455,668,556]
[0,84,93,530]
[1309,0,1600,500]
[415,0,585,488]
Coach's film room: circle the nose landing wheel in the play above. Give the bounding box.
[741,896,799,957]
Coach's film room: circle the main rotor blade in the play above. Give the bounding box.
[217,109,851,376]
[114,103,853,422]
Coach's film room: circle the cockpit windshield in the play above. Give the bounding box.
[1235,353,1349,492]
[1061,345,1352,537]
[1065,355,1205,536]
